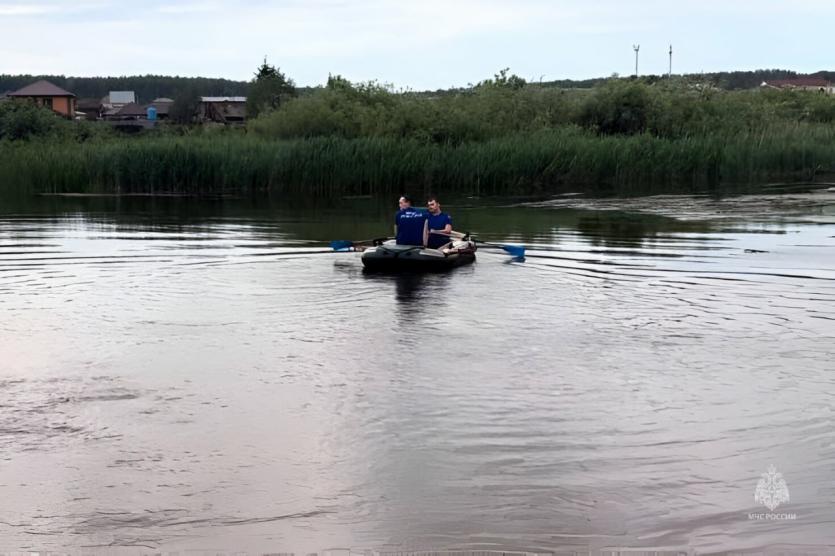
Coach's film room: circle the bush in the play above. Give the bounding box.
[252,74,835,145]
[0,101,68,140]
[579,80,651,135]
[0,100,114,142]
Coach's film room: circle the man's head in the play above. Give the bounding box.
[427,196,441,214]
[399,195,412,210]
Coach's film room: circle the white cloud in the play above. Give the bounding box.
[0,3,54,16]
[0,1,112,17]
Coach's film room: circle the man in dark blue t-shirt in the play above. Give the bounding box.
[426,196,453,249]
[395,195,428,246]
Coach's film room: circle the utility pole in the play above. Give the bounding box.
[633,44,640,77]
[668,44,673,77]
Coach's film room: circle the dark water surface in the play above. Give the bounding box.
[1,190,834,554]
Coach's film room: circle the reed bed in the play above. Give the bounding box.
[3,122,834,198]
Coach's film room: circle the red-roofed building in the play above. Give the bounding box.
[7,80,77,117]
[761,77,834,94]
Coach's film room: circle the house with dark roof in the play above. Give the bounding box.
[7,80,77,118]
[761,77,834,94]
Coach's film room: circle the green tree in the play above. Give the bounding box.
[477,68,527,90]
[170,86,200,124]
[246,57,297,118]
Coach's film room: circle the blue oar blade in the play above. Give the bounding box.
[330,240,354,251]
[501,244,525,258]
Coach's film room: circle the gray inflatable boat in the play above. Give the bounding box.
[361,239,476,272]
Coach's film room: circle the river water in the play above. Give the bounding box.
[1,189,834,555]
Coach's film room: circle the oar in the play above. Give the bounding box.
[330,240,356,251]
[478,241,525,258]
[330,237,390,251]
[431,231,525,258]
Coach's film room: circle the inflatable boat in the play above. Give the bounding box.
[361,238,476,272]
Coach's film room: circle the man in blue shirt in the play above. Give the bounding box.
[394,195,428,246]
[426,196,453,249]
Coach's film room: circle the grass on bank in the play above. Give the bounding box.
[2,123,833,198]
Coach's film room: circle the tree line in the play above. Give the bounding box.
[0,74,250,103]
[3,69,835,102]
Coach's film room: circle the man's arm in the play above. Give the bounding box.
[429,215,453,234]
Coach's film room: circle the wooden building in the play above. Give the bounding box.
[76,98,103,120]
[199,96,247,124]
[150,98,174,120]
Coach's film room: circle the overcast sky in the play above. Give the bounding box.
[0,1,832,89]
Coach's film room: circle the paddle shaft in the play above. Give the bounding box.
[430,230,524,257]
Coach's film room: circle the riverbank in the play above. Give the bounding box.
[4,78,835,199]
[2,124,834,199]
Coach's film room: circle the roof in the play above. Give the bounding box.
[116,103,149,117]
[152,97,174,103]
[200,96,246,103]
[763,77,832,88]
[9,80,75,97]
[76,98,102,110]
[109,91,136,104]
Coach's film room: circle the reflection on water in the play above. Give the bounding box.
[0,191,834,554]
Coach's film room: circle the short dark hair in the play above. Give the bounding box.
[400,195,412,204]
[427,195,439,204]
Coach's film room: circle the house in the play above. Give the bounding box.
[199,96,246,124]
[761,77,835,94]
[101,91,137,118]
[7,80,77,118]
